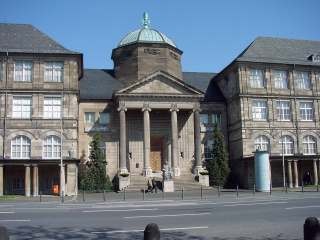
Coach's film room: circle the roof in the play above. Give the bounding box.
[118,12,176,48]
[236,36,320,66]
[79,69,124,100]
[183,72,225,102]
[80,70,222,101]
[0,23,79,54]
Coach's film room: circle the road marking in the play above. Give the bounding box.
[92,226,208,234]
[83,208,158,213]
[124,212,211,219]
[0,219,30,222]
[0,212,15,214]
[224,201,288,207]
[285,205,320,210]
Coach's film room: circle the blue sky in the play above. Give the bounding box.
[1,0,319,73]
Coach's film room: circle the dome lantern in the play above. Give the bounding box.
[117,12,177,48]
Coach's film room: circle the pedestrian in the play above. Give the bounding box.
[151,178,158,193]
[147,178,153,193]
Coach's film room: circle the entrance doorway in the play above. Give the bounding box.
[150,137,163,171]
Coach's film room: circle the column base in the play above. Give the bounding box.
[194,166,204,176]
[173,167,180,177]
[119,168,129,175]
[143,167,153,177]
[288,183,293,189]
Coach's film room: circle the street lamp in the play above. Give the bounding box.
[281,131,286,188]
[60,91,65,202]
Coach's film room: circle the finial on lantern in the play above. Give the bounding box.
[142,12,151,28]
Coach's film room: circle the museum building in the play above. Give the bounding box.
[0,13,320,195]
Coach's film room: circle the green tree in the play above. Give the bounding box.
[79,133,112,191]
[205,125,230,186]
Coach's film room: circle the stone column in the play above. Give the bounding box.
[287,160,293,188]
[142,104,152,177]
[32,165,39,197]
[118,104,128,174]
[25,164,31,197]
[313,160,318,186]
[193,106,202,175]
[293,160,299,188]
[170,104,180,177]
[0,165,3,196]
[66,163,78,196]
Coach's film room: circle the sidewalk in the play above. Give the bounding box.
[0,185,319,203]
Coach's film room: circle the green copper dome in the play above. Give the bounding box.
[118,12,176,48]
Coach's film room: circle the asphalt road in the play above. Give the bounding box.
[0,192,319,240]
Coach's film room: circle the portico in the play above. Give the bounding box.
[115,71,204,178]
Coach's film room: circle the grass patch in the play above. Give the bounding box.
[0,195,18,201]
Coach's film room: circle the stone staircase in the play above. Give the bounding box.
[124,174,211,192]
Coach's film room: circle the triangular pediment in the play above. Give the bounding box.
[116,71,203,96]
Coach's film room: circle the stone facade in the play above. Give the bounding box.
[215,62,320,188]
[0,54,81,196]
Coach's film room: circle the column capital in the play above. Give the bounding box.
[192,103,201,113]
[31,164,38,167]
[142,103,151,112]
[24,164,31,167]
[169,103,179,112]
[117,102,127,112]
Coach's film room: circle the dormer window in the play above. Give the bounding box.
[308,54,320,63]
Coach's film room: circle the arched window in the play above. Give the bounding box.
[11,135,31,159]
[279,135,294,155]
[254,135,270,151]
[43,136,61,159]
[303,135,317,155]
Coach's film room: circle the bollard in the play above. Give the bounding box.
[317,184,319,192]
[236,185,239,198]
[181,187,184,200]
[0,226,9,240]
[302,182,304,193]
[144,223,160,240]
[269,184,272,196]
[143,187,145,201]
[162,190,165,200]
[103,190,106,202]
[61,191,64,203]
[218,185,221,197]
[39,191,42,203]
[285,183,288,193]
[200,186,203,200]
[82,190,85,202]
[253,184,255,195]
[304,217,320,240]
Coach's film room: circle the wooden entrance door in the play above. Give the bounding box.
[150,137,163,171]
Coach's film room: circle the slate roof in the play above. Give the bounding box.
[236,36,320,66]
[80,70,224,101]
[79,69,124,100]
[0,23,79,54]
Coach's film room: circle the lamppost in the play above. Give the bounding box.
[281,131,286,188]
[60,91,65,202]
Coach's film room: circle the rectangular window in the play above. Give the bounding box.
[276,100,291,121]
[272,70,288,89]
[85,112,95,124]
[14,61,33,82]
[44,97,62,119]
[99,112,110,125]
[200,114,209,125]
[212,113,222,125]
[252,100,268,120]
[295,71,311,90]
[12,96,32,119]
[249,69,265,88]
[44,62,64,82]
[300,101,314,121]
